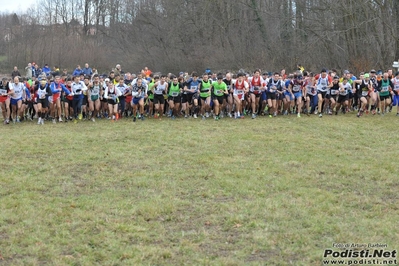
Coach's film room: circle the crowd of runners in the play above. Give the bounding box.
[1,63,399,125]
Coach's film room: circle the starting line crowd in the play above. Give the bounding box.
[1,64,399,125]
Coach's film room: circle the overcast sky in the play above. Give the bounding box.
[0,0,36,14]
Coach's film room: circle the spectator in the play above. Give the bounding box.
[143,66,152,78]
[25,63,33,79]
[72,65,83,76]
[92,68,98,76]
[51,66,60,77]
[42,64,51,76]
[34,64,42,78]
[11,66,21,78]
[114,64,124,75]
[82,63,93,76]
[31,62,37,77]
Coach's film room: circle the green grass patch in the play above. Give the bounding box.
[1,113,398,265]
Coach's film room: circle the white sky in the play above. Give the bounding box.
[0,0,36,13]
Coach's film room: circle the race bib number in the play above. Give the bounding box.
[253,86,259,91]
[293,85,301,92]
[215,90,221,95]
[38,91,46,99]
[0,89,6,95]
[236,90,244,94]
[381,86,389,92]
[330,90,338,95]
[171,92,179,97]
[48,96,53,103]
[190,86,198,91]
[92,88,99,95]
[362,91,368,96]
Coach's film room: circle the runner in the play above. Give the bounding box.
[233,73,249,119]
[35,76,52,125]
[198,73,213,119]
[328,76,340,114]
[183,72,200,118]
[150,74,168,118]
[87,74,102,122]
[283,74,294,115]
[131,77,148,122]
[260,72,269,115]
[0,77,11,124]
[71,75,88,121]
[315,69,332,117]
[212,74,228,120]
[81,76,91,119]
[288,73,304,117]
[353,73,373,117]
[335,77,351,115]
[222,72,234,118]
[267,72,283,117]
[369,69,379,114]
[25,76,38,120]
[124,72,134,117]
[100,78,109,118]
[167,75,183,119]
[391,71,399,116]
[50,75,71,123]
[248,69,264,119]
[104,81,122,121]
[115,78,130,119]
[376,72,392,115]
[63,78,74,121]
[303,72,317,115]
[146,75,157,117]
[8,76,29,123]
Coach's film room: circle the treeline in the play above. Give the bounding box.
[1,0,398,75]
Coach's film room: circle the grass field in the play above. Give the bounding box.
[0,113,398,265]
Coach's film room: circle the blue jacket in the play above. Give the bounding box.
[82,67,93,76]
[34,68,42,78]
[42,66,51,75]
[50,82,70,95]
[72,68,83,76]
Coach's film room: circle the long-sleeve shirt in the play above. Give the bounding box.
[71,81,87,98]
[50,82,71,95]
[104,86,122,99]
